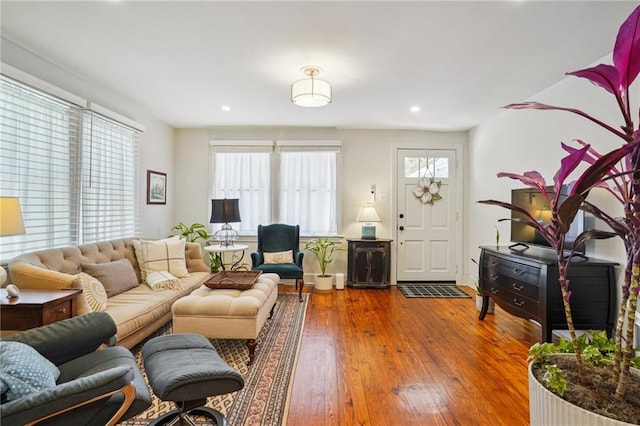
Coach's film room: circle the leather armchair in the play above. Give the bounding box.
[251,224,304,301]
[0,312,151,425]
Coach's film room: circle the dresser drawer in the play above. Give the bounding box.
[484,269,539,301]
[484,254,541,284]
[487,285,540,318]
[43,300,73,324]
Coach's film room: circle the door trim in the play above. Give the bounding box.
[392,140,465,285]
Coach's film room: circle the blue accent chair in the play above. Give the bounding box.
[251,224,304,301]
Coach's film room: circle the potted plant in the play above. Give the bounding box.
[170,222,222,272]
[480,6,640,424]
[305,237,345,292]
[170,222,210,242]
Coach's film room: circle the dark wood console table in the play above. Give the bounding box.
[478,246,616,342]
[347,239,392,289]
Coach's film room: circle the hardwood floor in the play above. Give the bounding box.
[281,284,539,426]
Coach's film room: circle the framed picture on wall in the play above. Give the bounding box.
[147,170,167,205]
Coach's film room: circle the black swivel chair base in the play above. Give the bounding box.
[149,399,226,426]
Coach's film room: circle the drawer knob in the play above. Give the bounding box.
[490,261,498,267]
[513,268,525,276]
[512,283,524,291]
[57,308,67,314]
[513,299,525,307]
[490,287,499,295]
[490,274,498,282]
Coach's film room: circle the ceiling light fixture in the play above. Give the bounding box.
[291,66,332,107]
[221,105,231,112]
[410,106,421,113]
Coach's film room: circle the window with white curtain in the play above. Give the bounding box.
[0,73,141,262]
[210,140,341,236]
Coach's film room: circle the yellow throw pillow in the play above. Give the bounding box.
[75,272,108,312]
[146,271,184,291]
[132,236,188,281]
[263,250,294,264]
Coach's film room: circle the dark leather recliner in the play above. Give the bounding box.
[1,312,151,425]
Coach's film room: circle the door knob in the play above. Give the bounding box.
[399,226,404,231]
[399,213,404,218]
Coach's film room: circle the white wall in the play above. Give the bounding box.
[1,38,175,239]
[174,127,467,281]
[467,57,634,287]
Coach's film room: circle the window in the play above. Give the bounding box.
[0,73,142,262]
[210,140,341,236]
[404,156,449,178]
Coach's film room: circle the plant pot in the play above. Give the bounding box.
[475,295,495,314]
[314,275,333,292]
[528,358,639,426]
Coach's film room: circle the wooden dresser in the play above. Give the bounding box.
[478,246,616,342]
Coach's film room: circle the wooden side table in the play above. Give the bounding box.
[0,288,82,333]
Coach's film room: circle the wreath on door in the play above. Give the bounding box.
[413,177,442,205]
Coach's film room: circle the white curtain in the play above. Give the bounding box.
[211,152,271,234]
[279,151,337,235]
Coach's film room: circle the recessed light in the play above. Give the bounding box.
[410,106,420,113]
[221,105,231,112]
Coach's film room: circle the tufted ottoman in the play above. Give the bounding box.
[172,273,279,364]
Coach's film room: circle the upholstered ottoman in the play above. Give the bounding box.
[142,333,244,425]
[172,273,279,364]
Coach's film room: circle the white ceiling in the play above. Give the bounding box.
[1,1,636,131]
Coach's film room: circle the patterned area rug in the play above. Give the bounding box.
[119,293,308,425]
[397,283,471,298]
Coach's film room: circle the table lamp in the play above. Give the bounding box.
[356,203,381,240]
[210,198,241,247]
[0,197,26,287]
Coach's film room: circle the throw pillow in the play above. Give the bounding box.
[75,272,108,312]
[81,259,139,298]
[146,271,184,291]
[0,341,60,402]
[264,250,294,264]
[132,237,188,281]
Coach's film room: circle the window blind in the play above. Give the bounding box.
[0,73,141,262]
[0,75,81,261]
[81,111,139,243]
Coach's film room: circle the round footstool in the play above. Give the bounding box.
[142,333,244,426]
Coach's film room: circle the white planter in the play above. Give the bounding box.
[529,360,638,426]
[475,295,495,314]
[314,275,333,292]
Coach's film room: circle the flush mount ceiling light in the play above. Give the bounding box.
[291,66,332,107]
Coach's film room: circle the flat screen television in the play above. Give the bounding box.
[510,185,586,253]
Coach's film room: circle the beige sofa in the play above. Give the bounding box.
[8,238,211,349]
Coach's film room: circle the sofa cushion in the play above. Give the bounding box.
[263,250,294,264]
[146,271,184,291]
[132,237,189,281]
[81,259,139,298]
[0,341,61,402]
[75,272,108,312]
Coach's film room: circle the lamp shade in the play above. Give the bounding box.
[0,197,26,236]
[356,205,381,223]
[210,199,241,224]
[291,67,332,108]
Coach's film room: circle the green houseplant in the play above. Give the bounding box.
[305,237,345,291]
[480,5,640,423]
[170,222,222,272]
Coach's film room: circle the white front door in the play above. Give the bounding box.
[396,149,457,281]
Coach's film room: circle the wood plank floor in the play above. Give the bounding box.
[281,284,539,426]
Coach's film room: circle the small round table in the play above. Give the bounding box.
[204,244,249,270]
